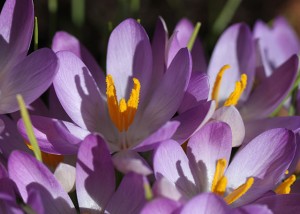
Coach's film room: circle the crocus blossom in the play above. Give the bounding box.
[18,18,213,155]
[153,121,297,207]
[0,0,58,114]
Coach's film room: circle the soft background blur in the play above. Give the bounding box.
[9,0,300,67]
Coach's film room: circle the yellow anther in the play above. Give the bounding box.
[285,170,289,175]
[212,65,230,108]
[214,176,228,196]
[106,75,141,132]
[211,159,227,193]
[224,74,248,107]
[224,177,254,204]
[275,174,296,194]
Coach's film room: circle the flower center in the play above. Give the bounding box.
[106,75,141,132]
[211,158,254,205]
[212,65,247,108]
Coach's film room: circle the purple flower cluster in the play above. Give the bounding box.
[1,0,300,213]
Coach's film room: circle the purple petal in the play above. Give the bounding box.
[0,48,58,114]
[133,121,180,152]
[151,17,168,86]
[207,23,255,102]
[174,18,207,72]
[212,106,245,147]
[54,51,114,135]
[187,121,232,191]
[105,173,146,214]
[140,48,191,133]
[233,204,272,214]
[17,116,88,155]
[178,72,210,113]
[225,128,296,206]
[180,193,231,214]
[52,31,105,93]
[172,101,215,144]
[240,55,298,119]
[153,177,183,201]
[107,18,152,101]
[140,198,181,214]
[48,86,71,121]
[27,183,76,214]
[112,150,152,175]
[8,151,74,207]
[0,0,33,66]
[254,17,300,77]
[0,115,31,159]
[255,194,300,214]
[154,140,197,199]
[244,116,300,143]
[0,178,23,214]
[76,134,115,212]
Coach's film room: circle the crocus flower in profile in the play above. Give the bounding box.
[153,121,297,207]
[141,193,272,214]
[18,18,212,155]
[0,0,58,114]
[7,134,147,214]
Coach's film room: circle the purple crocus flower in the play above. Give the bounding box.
[153,121,297,207]
[174,18,300,146]
[18,18,212,155]
[141,193,272,214]
[7,134,147,214]
[0,0,58,114]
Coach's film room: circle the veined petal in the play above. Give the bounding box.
[0,48,58,114]
[140,198,181,214]
[52,31,105,93]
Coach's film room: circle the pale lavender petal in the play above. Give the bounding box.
[240,55,298,120]
[17,116,88,155]
[178,72,209,113]
[0,0,33,67]
[244,116,300,143]
[255,194,300,214]
[54,163,76,193]
[207,23,255,102]
[151,17,168,86]
[112,150,152,176]
[52,31,105,93]
[54,51,114,135]
[166,32,180,68]
[27,183,76,214]
[8,151,74,207]
[154,140,197,199]
[105,173,146,214]
[187,121,232,191]
[76,134,115,212]
[139,48,191,133]
[180,193,231,214]
[225,128,296,206]
[133,121,180,152]
[172,101,215,144]
[0,115,30,159]
[140,198,181,214]
[174,18,207,72]
[153,177,183,201]
[107,18,152,101]
[0,48,58,114]
[233,204,272,214]
[212,106,245,147]
[254,17,300,77]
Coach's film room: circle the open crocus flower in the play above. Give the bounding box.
[7,134,147,214]
[18,18,213,154]
[153,121,297,207]
[141,193,272,214]
[175,18,300,145]
[0,0,58,114]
